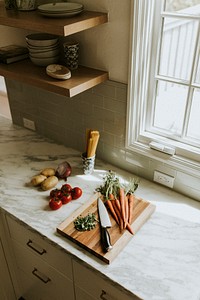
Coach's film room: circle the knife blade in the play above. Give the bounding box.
[97,197,113,252]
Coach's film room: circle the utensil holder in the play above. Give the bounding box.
[63,40,79,70]
[81,152,95,175]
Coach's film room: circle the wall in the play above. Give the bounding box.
[2,0,200,201]
[6,77,200,202]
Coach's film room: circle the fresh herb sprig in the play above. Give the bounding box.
[96,170,139,199]
[96,170,121,200]
[74,213,97,231]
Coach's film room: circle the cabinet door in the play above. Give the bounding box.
[73,260,140,300]
[0,238,16,300]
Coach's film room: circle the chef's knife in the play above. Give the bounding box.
[97,198,113,252]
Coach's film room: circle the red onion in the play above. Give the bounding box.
[55,161,72,181]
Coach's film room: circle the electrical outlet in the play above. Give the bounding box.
[23,118,36,131]
[153,170,174,188]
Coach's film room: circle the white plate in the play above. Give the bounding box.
[38,8,83,14]
[38,7,83,13]
[38,10,83,17]
[37,2,83,13]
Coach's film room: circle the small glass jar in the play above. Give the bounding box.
[16,0,37,11]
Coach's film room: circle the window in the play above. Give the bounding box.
[126,0,200,174]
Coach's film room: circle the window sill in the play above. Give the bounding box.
[126,141,200,178]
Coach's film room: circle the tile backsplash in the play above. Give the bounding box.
[5,78,200,201]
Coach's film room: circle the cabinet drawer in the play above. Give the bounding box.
[75,286,96,300]
[6,215,73,280]
[12,239,75,300]
[73,260,140,300]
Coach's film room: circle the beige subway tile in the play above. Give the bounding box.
[176,171,200,191]
[93,82,116,98]
[103,97,126,115]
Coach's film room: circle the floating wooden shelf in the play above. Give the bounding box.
[0,2,108,36]
[0,59,108,97]
[0,3,109,97]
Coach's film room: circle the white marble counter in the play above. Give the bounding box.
[1,115,200,300]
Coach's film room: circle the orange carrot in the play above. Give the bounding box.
[109,193,115,200]
[113,200,124,231]
[126,223,134,235]
[128,193,134,224]
[119,188,126,227]
[124,195,129,228]
[115,198,121,211]
[106,199,119,224]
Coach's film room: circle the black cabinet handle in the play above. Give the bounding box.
[26,239,46,255]
[100,290,108,300]
[32,268,51,284]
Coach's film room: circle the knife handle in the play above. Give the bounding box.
[100,227,112,252]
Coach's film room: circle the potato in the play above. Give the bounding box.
[31,175,47,186]
[40,168,55,177]
[41,175,58,191]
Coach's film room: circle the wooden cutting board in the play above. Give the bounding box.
[57,193,156,264]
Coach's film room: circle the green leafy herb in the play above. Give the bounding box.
[96,170,139,199]
[74,213,97,231]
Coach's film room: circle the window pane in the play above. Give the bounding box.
[187,89,200,140]
[153,80,188,135]
[165,0,200,14]
[159,16,198,80]
[159,17,198,81]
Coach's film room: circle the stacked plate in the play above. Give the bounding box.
[26,33,60,66]
[37,2,84,18]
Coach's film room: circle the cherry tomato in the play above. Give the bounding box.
[61,184,72,194]
[61,193,72,204]
[71,187,82,200]
[49,189,63,199]
[49,198,62,210]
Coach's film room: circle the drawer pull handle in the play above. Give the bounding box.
[100,290,108,300]
[32,268,51,284]
[27,239,46,255]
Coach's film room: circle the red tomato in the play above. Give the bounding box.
[71,187,82,200]
[49,189,63,199]
[61,193,72,204]
[61,184,72,194]
[49,198,62,210]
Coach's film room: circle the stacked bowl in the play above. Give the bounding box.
[26,33,60,66]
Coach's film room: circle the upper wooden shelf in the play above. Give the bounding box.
[0,2,109,97]
[0,59,108,97]
[0,2,108,36]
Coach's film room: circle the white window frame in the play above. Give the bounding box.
[126,0,200,176]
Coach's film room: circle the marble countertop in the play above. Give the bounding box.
[1,115,200,300]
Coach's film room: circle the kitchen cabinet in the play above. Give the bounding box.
[73,260,140,300]
[0,2,109,97]
[0,212,16,300]
[6,214,75,300]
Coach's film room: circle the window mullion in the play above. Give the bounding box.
[146,5,164,133]
[182,21,200,139]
